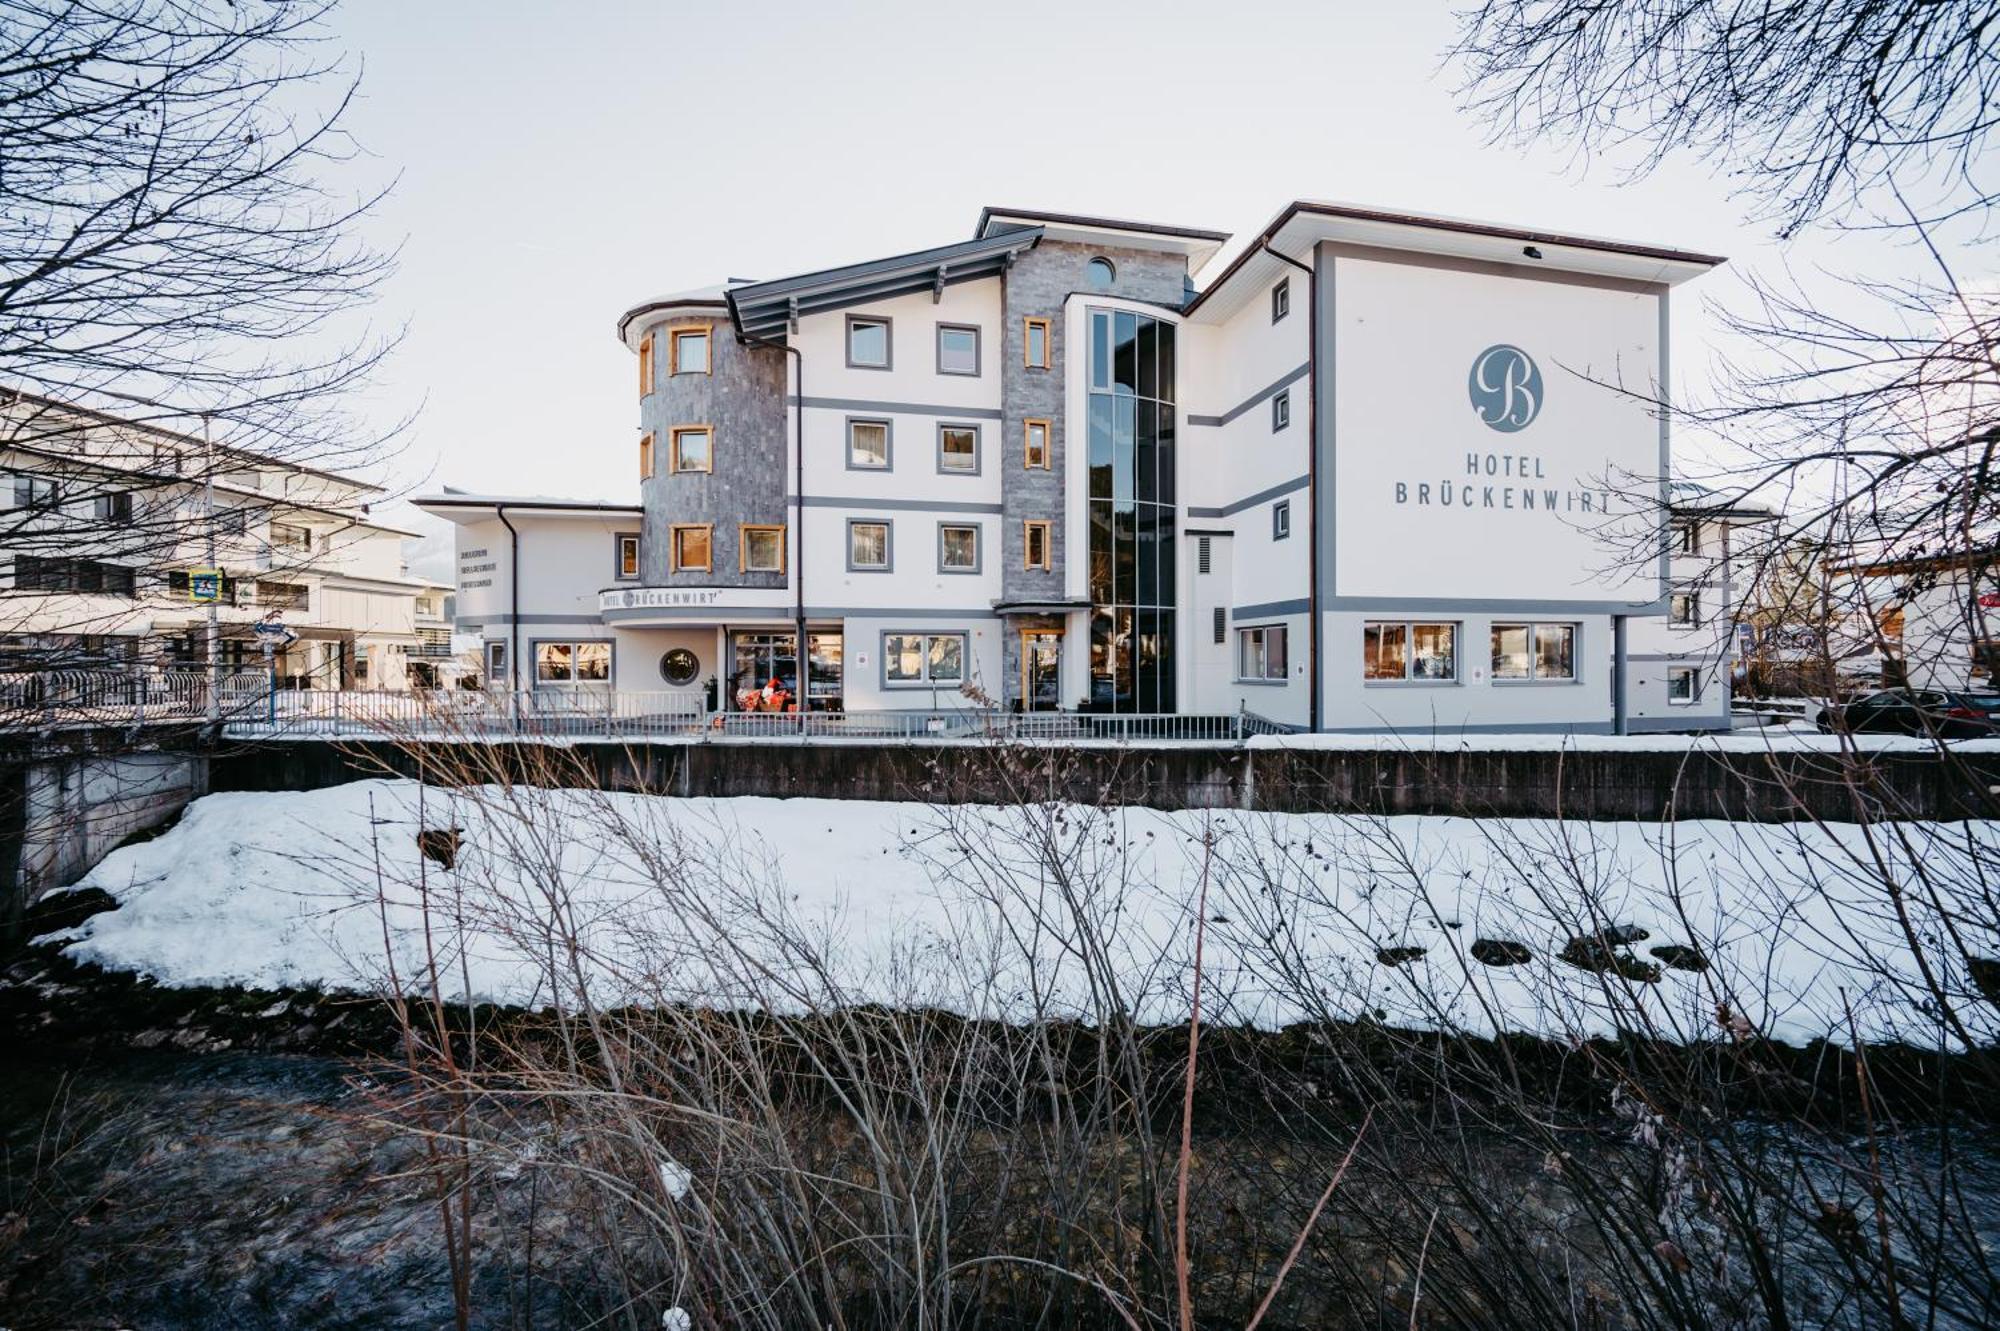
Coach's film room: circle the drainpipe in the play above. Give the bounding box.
[1261,241,1318,731]
[495,503,521,729]
[740,327,806,714]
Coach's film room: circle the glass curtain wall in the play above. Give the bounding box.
[1086,309,1177,712]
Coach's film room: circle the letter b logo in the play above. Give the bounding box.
[1468,344,1542,432]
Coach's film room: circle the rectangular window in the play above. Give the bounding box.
[938,424,979,474]
[1024,317,1051,369]
[1272,389,1291,431]
[883,632,966,686]
[18,557,135,597]
[1272,277,1290,322]
[1237,624,1287,682]
[1273,499,1291,540]
[740,524,785,573]
[846,315,891,369]
[638,332,654,395]
[670,426,713,473]
[216,505,247,536]
[936,323,980,376]
[1667,666,1700,704]
[1675,520,1698,554]
[270,521,311,552]
[256,580,309,611]
[848,520,890,570]
[12,475,59,509]
[93,492,133,524]
[670,523,712,573]
[669,325,711,375]
[939,522,979,573]
[848,418,890,469]
[1024,418,1050,469]
[1670,588,1700,627]
[616,533,640,580]
[639,432,655,478]
[485,640,508,686]
[1024,520,1052,571]
[1491,622,1576,681]
[536,640,611,685]
[1364,621,1458,682]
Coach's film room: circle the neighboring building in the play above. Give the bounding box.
[0,389,432,687]
[1842,549,2000,692]
[423,201,1738,733]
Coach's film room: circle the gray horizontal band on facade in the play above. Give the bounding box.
[790,395,1004,421]
[1186,473,1309,518]
[460,614,607,627]
[598,604,1003,623]
[1310,721,1624,736]
[790,496,1006,515]
[1322,596,1670,615]
[1232,598,1311,620]
[1185,361,1310,428]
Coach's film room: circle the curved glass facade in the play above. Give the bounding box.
[1086,308,1176,712]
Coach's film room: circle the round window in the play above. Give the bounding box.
[660,648,700,686]
[1084,256,1115,290]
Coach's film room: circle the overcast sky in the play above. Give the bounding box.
[324,0,1932,569]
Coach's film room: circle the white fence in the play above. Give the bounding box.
[0,668,271,729]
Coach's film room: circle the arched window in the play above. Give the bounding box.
[1084,256,1115,290]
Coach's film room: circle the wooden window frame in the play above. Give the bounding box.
[615,532,641,581]
[740,523,786,574]
[1024,418,1051,470]
[638,332,655,396]
[1024,317,1052,369]
[639,432,655,479]
[669,324,713,376]
[1023,519,1052,571]
[670,523,713,573]
[670,425,713,474]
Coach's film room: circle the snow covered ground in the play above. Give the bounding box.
[45,780,2000,1048]
[1248,729,2000,754]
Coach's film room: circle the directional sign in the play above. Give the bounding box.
[187,569,223,603]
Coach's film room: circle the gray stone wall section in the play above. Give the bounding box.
[638,317,790,587]
[998,240,1189,703]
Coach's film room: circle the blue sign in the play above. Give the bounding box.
[188,569,222,603]
[1468,344,1543,432]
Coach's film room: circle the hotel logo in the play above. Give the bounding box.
[1468,344,1542,433]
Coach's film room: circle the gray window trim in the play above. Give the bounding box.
[1669,584,1701,629]
[845,416,893,471]
[1272,499,1291,541]
[613,530,641,581]
[846,314,893,370]
[879,628,970,689]
[528,636,615,688]
[935,422,982,476]
[935,322,981,377]
[847,517,893,572]
[937,520,982,575]
[1666,664,1702,704]
[1272,388,1291,431]
[1272,277,1290,323]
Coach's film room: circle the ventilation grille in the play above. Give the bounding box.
[1197,536,1212,575]
[1213,607,1226,644]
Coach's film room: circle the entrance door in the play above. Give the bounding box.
[1022,631,1062,711]
[729,631,797,710]
[806,631,843,711]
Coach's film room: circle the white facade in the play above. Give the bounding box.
[423,201,1744,733]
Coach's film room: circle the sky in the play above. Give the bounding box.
[319,0,1938,573]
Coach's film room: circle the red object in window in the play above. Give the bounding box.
[1978,592,2000,609]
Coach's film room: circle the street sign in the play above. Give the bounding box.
[187,569,223,603]
[253,616,299,648]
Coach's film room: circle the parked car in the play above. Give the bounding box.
[1816,688,2000,737]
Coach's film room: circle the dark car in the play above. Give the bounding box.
[1817,688,2000,738]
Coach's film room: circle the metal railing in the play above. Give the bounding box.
[0,667,271,729]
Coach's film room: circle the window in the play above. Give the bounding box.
[741,524,785,573]
[1272,277,1290,322]
[1363,621,1458,682]
[937,323,980,376]
[670,325,711,375]
[615,533,640,580]
[1491,622,1576,681]
[1667,666,1700,705]
[1670,588,1700,627]
[1024,418,1050,469]
[270,521,311,552]
[938,424,979,474]
[670,523,712,573]
[848,519,890,570]
[1197,536,1212,574]
[18,557,135,597]
[167,569,238,601]
[216,506,247,536]
[1272,389,1291,431]
[1213,606,1226,644]
[1273,499,1291,541]
[12,475,58,509]
[638,332,654,395]
[485,640,508,686]
[1237,625,1287,682]
[1024,318,1051,369]
[846,315,891,369]
[939,522,980,573]
[1024,520,1052,571]
[883,632,965,686]
[1084,257,1115,290]
[670,426,713,473]
[1675,520,1698,554]
[93,492,132,524]
[536,640,611,685]
[848,418,890,469]
[256,580,309,611]
[639,432,655,478]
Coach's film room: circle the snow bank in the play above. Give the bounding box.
[46,780,2000,1048]
[1247,730,2000,754]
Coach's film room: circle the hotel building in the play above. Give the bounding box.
[422,201,1746,733]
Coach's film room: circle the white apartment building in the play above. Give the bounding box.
[1,389,434,688]
[423,201,1747,733]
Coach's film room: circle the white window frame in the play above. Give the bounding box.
[881,630,967,688]
[1667,665,1701,705]
[534,638,612,688]
[1490,622,1579,683]
[1236,624,1288,683]
[1670,586,1701,629]
[1363,620,1460,684]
